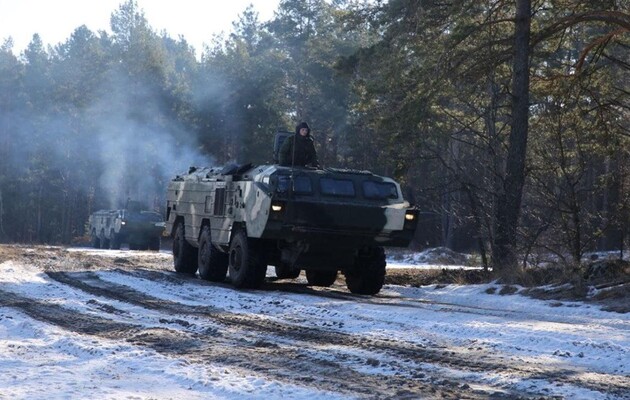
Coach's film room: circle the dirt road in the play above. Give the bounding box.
[0,245,628,399]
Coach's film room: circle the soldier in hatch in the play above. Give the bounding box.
[279,122,320,168]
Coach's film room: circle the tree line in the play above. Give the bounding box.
[0,0,628,277]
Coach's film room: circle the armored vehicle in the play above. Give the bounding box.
[165,138,418,295]
[88,201,165,251]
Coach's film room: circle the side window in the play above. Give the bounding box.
[276,175,312,194]
[362,181,399,200]
[214,188,226,215]
[277,175,290,193]
[320,178,355,197]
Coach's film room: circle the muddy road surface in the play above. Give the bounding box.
[0,245,628,399]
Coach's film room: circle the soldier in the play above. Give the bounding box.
[279,122,320,168]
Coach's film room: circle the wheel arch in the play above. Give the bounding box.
[171,215,185,237]
[199,218,211,240]
[229,222,246,244]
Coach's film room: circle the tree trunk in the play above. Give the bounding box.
[37,185,43,243]
[493,0,531,278]
[0,186,6,241]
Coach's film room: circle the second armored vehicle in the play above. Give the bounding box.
[88,201,165,251]
[165,141,418,295]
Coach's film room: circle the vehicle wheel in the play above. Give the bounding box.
[100,230,110,249]
[345,246,386,295]
[228,230,266,289]
[305,270,338,287]
[91,230,100,248]
[173,221,198,274]
[148,237,160,251]
[274,263,300,279]
[198,226,228,282]
[110,231,120,250]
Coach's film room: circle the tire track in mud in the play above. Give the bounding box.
[112,270,630,397]
[43,269,628,398]
[113,268,579,325]
[0,290,389,398]
[0,281,488,400]
[0,289,137,337]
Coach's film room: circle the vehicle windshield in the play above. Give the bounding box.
[128,211,163,222]
[276,175,312,194]
[320,178,355,197]
[362,181,398,200]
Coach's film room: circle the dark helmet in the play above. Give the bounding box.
[296,122,310,135]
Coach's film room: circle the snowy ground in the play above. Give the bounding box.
[0,245,628,399]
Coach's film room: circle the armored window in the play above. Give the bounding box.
[277,176,289,193]
[138,211,162,222]
[276,175,312,194]
[214,188,226,215]
[294,176,312,193]
[362,181,399,200]
[320,178,355,197]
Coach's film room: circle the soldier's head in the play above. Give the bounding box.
[296,122,310,136]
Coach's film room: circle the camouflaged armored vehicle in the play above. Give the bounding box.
[88,201,165,251]
[165,135,418,295]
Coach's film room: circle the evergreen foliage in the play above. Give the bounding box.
[0,0,627,278]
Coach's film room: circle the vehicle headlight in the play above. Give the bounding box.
[270,201,285,220]
[404,210,418,230]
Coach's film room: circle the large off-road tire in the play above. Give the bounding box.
[109,231,121,250]
[91,230,100,248]
[148,237,160,251]
[173,221,198,274]
[305,270,338,287]
[228,230,266,289]
[344,246,386,295]
[198,226,228,282]
[99,230,110,249]
[274,263,300,279]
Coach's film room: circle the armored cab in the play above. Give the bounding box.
[165,157,418,295]
[88,201,165,251]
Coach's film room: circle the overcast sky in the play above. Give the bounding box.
[0,0,280,56]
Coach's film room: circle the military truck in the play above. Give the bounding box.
[88,201,165,251]
[165,135,418,295]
